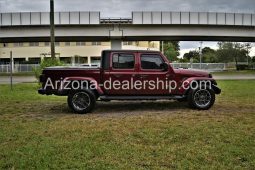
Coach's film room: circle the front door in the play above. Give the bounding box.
[137,53,172,95]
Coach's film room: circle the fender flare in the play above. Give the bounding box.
[179,77,217,95]
[59,77,104,95]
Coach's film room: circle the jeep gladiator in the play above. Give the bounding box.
[38,50,221,114]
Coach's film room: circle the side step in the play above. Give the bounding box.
[100,95,185,100]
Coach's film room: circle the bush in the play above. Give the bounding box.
[236,64,249,71]
[33,58,64,82]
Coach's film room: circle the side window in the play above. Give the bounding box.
[112,54,135,69]
[141,54,164,69]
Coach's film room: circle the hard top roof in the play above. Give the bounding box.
[102,50,160,53]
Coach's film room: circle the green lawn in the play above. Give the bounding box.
[212,70,255,76]
[0,81,254,169]
[0,72,35,76]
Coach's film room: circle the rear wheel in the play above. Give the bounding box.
[67,90,96,114]
[188,88,215,110]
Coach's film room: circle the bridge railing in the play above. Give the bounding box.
[1,11,254,26]
[132,12,255,26]
[100,18,132,24]
[0,12,100,26]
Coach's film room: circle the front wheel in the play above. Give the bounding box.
[188,88,215,110]
[67,90,96,114]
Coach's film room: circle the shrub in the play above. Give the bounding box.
[33,58,64,82]
[236,64,249,71]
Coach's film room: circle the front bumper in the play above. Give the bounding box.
[212,85,221,94]
[38,88,68,96]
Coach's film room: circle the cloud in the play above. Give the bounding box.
[0,0,254,17]
[1,0,254,57]
[179,42,255,58]
[179,41,218,58]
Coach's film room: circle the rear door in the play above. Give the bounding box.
[105,52,138,95]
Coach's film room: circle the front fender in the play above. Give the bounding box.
[178,77,219,95]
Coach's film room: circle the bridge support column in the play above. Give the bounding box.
[111,40,122,50]
[71,56,75,66]
[87,57,91,64]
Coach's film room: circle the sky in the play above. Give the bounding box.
[0,0,254,57]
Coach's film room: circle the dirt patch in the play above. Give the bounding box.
[1,100,254,121]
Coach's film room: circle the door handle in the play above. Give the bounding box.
[132,74,138,78]
[113,74,122,78]
[140,75,149,78]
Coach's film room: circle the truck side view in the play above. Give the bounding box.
[38,50,221,114]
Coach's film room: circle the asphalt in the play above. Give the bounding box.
[213,74,255,80]
[0,75,255,84]
[0,76,37,84]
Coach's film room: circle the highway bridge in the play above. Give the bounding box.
[0,11,254,49]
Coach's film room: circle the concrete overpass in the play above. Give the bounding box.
[0,11,255,49]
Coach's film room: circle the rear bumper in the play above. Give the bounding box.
[38,88,46,95]
[38,88,68,96]
[212,85,221,94]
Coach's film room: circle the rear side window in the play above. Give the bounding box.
[112,54,135,69]
[141,54,164,69]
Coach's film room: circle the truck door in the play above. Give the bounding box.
[104,52,139,95]
[137,53,172,95]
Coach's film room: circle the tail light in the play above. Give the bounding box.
[39,74,45,83]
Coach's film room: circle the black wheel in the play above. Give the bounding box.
[188,88,215,110]
[67,89,96,114]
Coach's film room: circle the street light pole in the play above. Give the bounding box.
[50,0,55,58]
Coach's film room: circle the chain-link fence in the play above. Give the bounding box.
[0,63,227,73]
[0,64,40,73]
[171,63,226,71]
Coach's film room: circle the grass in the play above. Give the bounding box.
[212,70,255,76]
[0,72,35,76]
[0,81,255,169]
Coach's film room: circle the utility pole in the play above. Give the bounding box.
[199,41,203,69]
[50,0,55,58]
[10,51,13,91]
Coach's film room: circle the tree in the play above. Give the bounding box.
[216,42,250,70]
[252,56,255,63]
[183,50,200,63]
[161,41,180,61]
[202,47,215,54]
[202,47,218,63]
[203,52,218,63]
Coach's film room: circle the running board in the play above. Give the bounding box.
[100,95,185,100]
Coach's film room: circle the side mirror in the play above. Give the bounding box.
[161,62,169,71]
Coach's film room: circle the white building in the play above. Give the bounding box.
[0,41,160,65]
